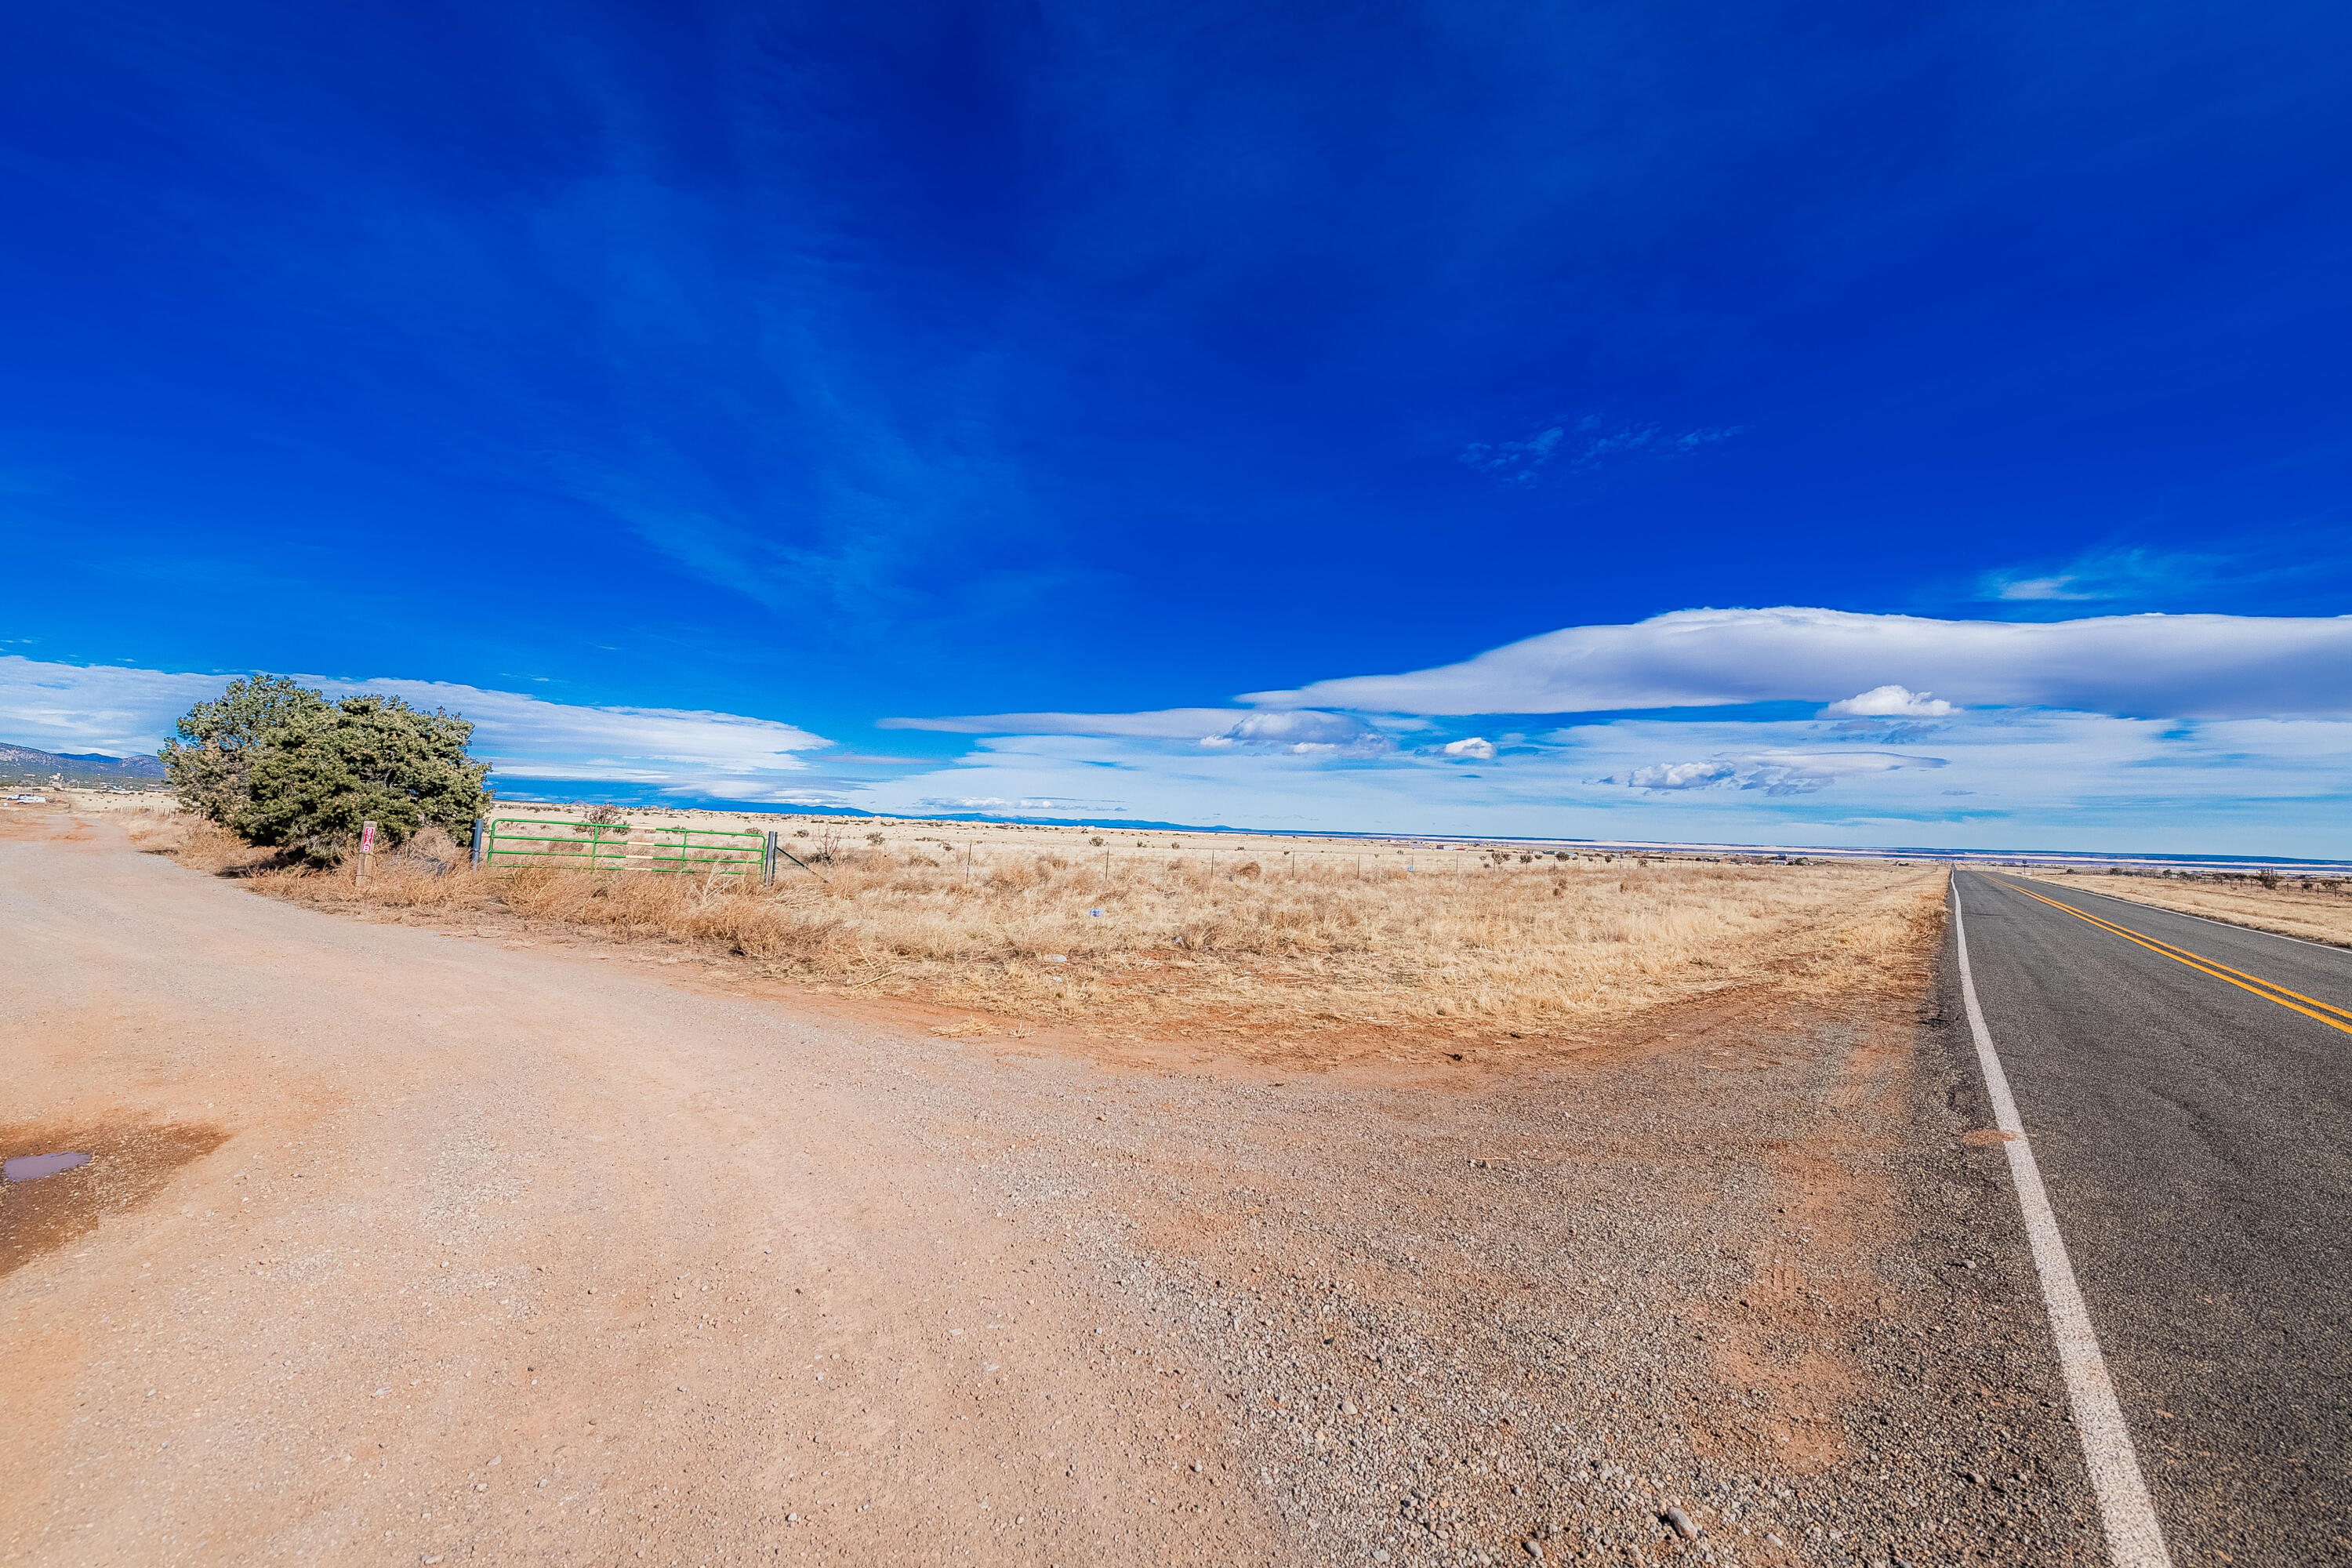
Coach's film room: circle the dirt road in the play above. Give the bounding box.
[3,811,2105,1566]
[3,812,1280,1566]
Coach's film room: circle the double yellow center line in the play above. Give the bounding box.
[2008,881,2352,1039]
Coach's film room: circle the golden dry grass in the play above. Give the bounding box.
[150,811,1948,1044]
[2016,868,2352,949]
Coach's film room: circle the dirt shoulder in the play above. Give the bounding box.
[2014,866,2352,950]
[4,811,2097,1566]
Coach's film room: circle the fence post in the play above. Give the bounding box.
[763,831,778,886]
[470,818,487,869]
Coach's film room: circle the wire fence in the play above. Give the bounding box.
[468,817,1664,891]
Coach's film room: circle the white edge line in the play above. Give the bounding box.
[1952,873,2173,1568]
[2000,872,2352,957]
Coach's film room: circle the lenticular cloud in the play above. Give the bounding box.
[1198,710,1392,754]
[1246,607,2352,719]
[1610,749,1944,797]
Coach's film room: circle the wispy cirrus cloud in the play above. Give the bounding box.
[1976,546,2214,604]
[1459,416,1740,486]
[1967,539,2352,614]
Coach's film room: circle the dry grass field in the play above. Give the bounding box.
[2017,866,2352,949]
[126,800,1947,1051]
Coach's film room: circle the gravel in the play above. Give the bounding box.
[892,944,2113,1566]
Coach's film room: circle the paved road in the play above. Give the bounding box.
[1955,871,2352,1566]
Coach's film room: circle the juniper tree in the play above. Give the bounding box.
[160,674,330,824]
[233,695,492,866]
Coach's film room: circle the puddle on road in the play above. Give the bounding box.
[1,1121,227,1279]
[5,1151,92,1181]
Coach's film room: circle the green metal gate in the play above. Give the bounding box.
[477,818,768,877]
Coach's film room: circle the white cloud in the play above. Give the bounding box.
[880,708,1250,739]
[0,659,230,757]
[1610,750,1945,797]
[18,626,2352,857]
[1820,684,1954,717]
[849,605,2352,849]
[854,710,2352,854]
[1615,759,1739,790]
[334,678,829,786]
[0,657,833,797]
[1247,607,2352,719]
[885,705,1394,757]
[1200,710,1392,756]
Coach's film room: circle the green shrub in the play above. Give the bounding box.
[165,677,492,866]
[234,695,492,866]
[160,674,330,824]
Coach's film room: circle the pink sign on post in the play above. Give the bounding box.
[359,820,379,855]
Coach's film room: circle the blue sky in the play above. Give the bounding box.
[3,1,2349,852]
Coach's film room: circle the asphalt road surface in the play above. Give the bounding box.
[1955,871,2352,1566]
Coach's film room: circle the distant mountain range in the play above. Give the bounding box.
[0,742,168,786]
